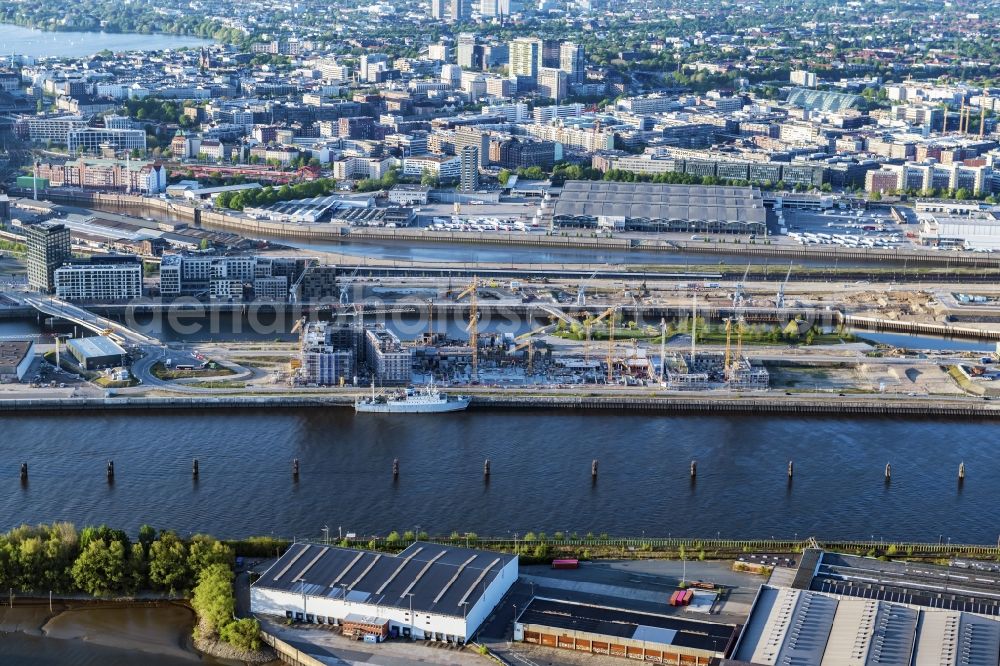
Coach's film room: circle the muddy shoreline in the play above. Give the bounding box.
[0,598,277,665]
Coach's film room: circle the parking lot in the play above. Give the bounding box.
[777,208,912,250]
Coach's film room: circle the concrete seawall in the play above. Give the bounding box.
[0,393,995,418]
[841,314,1000,341]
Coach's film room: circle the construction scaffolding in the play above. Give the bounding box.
[663,351,769,391]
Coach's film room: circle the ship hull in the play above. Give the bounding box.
[354,397,471,413]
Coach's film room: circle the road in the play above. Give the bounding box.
[18,294,160,346]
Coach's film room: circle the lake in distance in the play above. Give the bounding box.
[0,23,213,58]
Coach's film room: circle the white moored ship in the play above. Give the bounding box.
[355,383,471,413]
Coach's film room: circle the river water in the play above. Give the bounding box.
[0,602,245,664]
[3,297,998,544]
[1,408,998,543]
[0,23,213,58]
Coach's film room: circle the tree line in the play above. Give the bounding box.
[512,161,825,193]
[214,178,338,210]
[0,522,261,653]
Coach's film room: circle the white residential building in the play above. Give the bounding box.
[54,259,143,301]
[524,122,615,152]
[401,155,462,182]
[484,103,530,123]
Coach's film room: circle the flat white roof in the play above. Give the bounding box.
[736,585,1000,666]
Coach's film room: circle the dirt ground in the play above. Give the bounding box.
[767,362,964,395]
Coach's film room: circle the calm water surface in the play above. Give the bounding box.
[1,409,997,543]
[0,23,213,58]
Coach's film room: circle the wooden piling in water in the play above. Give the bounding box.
[787,460,794,479]
[292,458,299,478]
[484,459,490,479]
[690,460,697,479]
[591,459,598,479]
[959,462,965,481]
[885,463,891,482]
[192,458,199,478]
[107,460,114,482]
[393,458,399,479]
[19,462,27,482]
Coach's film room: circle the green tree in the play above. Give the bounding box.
[187,535,234,576]
[71,539,131,597]
[148,532,191,594]
[139,524,156,557]
[191,563,234,638]
[220,618,263,651]
[420,168,439,188]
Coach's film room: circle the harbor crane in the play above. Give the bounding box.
[456,277,480,382]
[575,270,599,307]
[288,260,315,304]
[338,267,360,306]
[732,263,751,309]
[776,263,792,309]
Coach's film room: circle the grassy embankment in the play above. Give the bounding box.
[225,533,1000,566]
[150,361,236,380]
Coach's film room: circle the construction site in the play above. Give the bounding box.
[290,266,773,391]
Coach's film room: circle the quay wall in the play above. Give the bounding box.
[0,393,996,418]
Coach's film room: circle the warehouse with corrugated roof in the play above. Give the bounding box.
[65,336,128,370]
[514,597,738,663]
[551,181,767,234]
[250,541,518,643]
[733,585,1000,665]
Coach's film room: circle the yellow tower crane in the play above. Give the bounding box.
[724,317,746,380]
[584,306,616,366]
[602,306,619,384]
[456,277,480,382]
[735,316,746,369]
[724,317,733,375]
